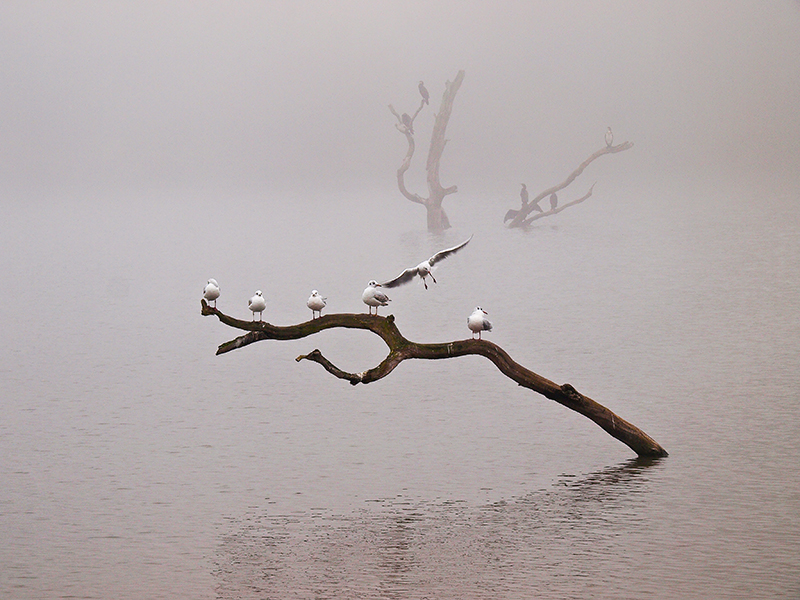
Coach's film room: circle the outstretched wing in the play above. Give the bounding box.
[381,267,418,288]
[428,234,473,266]
[503,209,518,223]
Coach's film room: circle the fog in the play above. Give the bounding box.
[2,1,799,198]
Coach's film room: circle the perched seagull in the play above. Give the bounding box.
[382,235,472,290]
[550,192,558,210]
[362,280,391,315]
[605,126,613,148]
[203,278,220,307]
[248,290,266,321]
[467,306,493,339]
[418,81,430,105]
[307,290,327,319]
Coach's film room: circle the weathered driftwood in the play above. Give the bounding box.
[389,70,465,232]
[507,142,634,228]
[201,300,668,458]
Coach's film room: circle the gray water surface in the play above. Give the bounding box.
[1,181,798,599]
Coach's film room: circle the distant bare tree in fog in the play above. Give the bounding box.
[504,141,634,228]
[389,70,465,233]
[201,300,668,458]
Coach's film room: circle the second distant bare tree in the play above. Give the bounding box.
[504,138,634,228]
[389,70,465,232]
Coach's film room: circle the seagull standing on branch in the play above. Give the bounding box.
[382,235,472,290]
[605,127,614,148]
[248,290,266,321]
[307,290,327,319]
[467,307,493,339]
[362,280,391,315]
[418,81,429,105]
[203,279,220,307]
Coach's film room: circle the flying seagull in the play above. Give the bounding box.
[362,280,391,315]
[382,235,472,290]
[248,290,266,321]
[467,306,493,339]
[418,81,430,105]
[605,127,613,148]
[401,113,414,134]
[307,290,327,319]
[203,278,220,307]
[550,193,558,210]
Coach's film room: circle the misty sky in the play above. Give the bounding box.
[2,1,799,196]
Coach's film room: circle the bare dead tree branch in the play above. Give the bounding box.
[519,183,596,226]
[507,141,634,228]
[201,299,668,458]
[389,70,465,232]
[388,103,426,205]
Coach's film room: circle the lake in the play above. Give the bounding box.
[1,177,798,599]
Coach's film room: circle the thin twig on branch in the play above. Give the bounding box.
[201,299,668,458]
[507,141,633,228]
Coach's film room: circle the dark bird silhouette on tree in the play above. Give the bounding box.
[549,192,558,210]
[401,113,414,134]
[418,80,430,105]
[200,299,668,458]
[389,71,465,232]
[504,183,542,222]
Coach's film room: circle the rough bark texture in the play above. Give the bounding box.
[389,70,465,232]
[507,141,634,228]
[202,300,668,458]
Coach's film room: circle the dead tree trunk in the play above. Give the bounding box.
[389,70,465,232]
[506,142,634,228]
[201,300,668,458]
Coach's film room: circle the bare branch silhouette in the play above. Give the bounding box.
[506,142,633,228]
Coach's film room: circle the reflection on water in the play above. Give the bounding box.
[214,459,663,599]
[2,186,799,599]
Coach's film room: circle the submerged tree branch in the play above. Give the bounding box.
[507,141,633,228]
[520,183,596,226]
[202,299,667,458]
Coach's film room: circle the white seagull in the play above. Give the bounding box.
[382,235,472,290]
[467,306,493,339]
[203,278,220,307]
[362,280,391,315]
[307,290,327,319]
[248,290,266,321]
[605,126,614,148]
